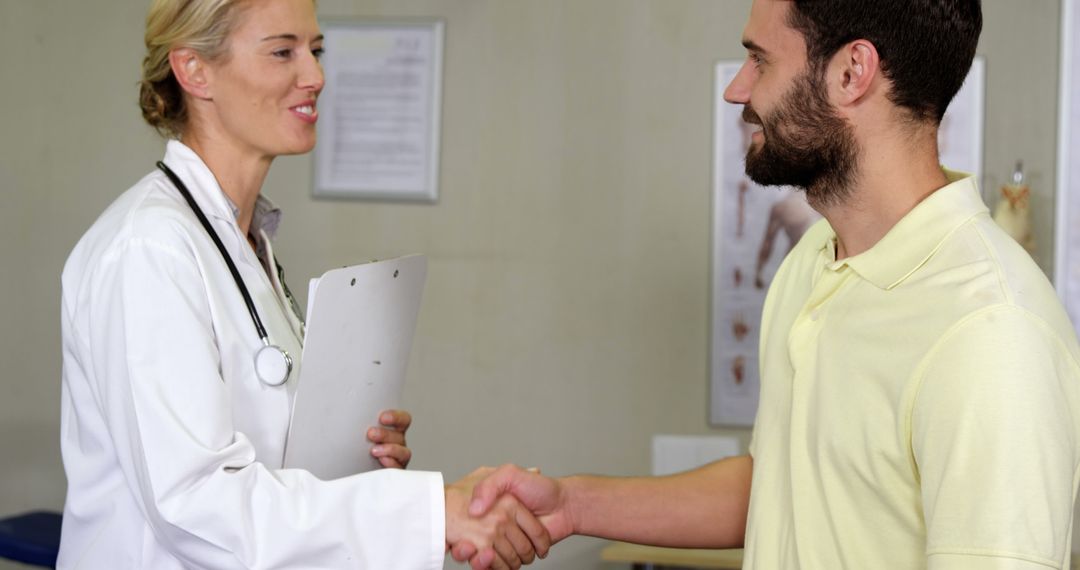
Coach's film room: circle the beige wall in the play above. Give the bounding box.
[0,1,1065,569]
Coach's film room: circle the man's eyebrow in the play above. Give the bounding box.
[742,39,768,56]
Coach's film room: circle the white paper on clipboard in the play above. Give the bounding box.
[283,254,427,480]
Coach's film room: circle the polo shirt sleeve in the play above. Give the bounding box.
[911,305,1080,570]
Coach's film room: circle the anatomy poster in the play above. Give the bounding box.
[709,59,985,426]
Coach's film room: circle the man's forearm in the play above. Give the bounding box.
[561,454,752,548]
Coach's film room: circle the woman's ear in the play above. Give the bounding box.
[832,39,879,106]
[168,48,212,100]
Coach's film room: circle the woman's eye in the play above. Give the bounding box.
[312,47,325,60]
[272,48,293,59]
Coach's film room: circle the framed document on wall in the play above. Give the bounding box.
[708,59,986,426]
[313,19,444,202]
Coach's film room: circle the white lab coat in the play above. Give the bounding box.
[58,140,444,569]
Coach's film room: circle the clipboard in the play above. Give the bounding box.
[283,254,427,479]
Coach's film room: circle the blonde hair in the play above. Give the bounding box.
[138,0,250,138]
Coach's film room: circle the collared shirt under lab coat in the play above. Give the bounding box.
[58,140,445,569]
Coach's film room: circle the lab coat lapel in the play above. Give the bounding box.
[162,140,302,378]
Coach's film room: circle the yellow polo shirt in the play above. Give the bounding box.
[743,172,1080,569]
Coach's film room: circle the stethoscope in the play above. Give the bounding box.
[156,161,294,387]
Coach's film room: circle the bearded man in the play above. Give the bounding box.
[461,1,1080,569]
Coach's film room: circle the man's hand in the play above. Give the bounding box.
[367,409,412,469]
[464,464,575,560]
[446,468,552,569]
[466,458,752,552]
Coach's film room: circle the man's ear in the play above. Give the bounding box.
[831,39,879,106]
[168,47,212,100]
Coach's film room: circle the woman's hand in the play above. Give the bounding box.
[445,468,552,569]
[367,409,412,469]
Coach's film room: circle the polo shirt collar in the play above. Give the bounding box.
[818,170,987,289]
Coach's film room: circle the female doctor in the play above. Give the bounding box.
[57,0,549,568]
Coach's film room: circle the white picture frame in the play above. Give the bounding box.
[708,59,986,427]
[1056,0,1080,330]
[708,61,817,427]
[313,19,444,202]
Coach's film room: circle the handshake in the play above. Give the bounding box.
[371,411,573,568]
[444,465,571,570]
[373,410,751,567]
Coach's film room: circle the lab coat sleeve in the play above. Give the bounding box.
[82,227,445,569]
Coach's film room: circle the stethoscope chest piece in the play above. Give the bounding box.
[255,343,293,387]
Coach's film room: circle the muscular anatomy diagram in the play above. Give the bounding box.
[754,192,817,289]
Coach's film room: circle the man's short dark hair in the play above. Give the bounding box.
[788,0,982,124]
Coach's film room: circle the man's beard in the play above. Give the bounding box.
[743,68,858,209]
